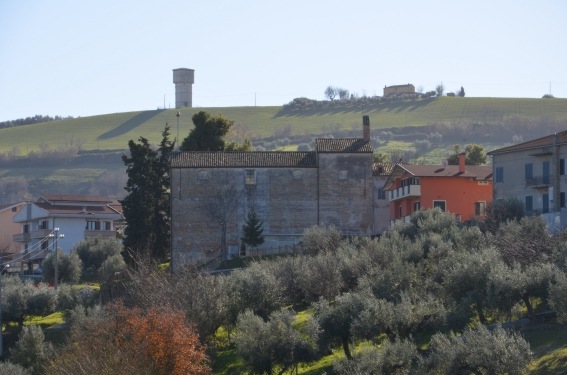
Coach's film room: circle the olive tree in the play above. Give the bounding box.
[236,309,317,374]
[419,325,532,375]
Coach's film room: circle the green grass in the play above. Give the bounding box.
[2,97,567,154]
[26,312,64,327]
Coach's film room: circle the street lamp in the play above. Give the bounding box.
[176,110,181,149]
[49,228,64,290]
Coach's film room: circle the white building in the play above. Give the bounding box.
[12,195,122,271]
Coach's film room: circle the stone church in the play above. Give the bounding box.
[170,117,382,270]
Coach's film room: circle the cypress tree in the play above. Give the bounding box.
[241,210,265,250]
[120,124,174,264]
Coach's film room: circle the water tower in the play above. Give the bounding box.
[172,68,194,108]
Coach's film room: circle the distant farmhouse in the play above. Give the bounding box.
[488,130,567,231]
[383,84,415,96]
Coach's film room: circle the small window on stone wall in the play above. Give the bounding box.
[198,170,209,181]
[339,170,348,181]
[245,170,256,185]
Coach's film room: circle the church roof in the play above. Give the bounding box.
[171,151,318,168]
[315,138,372,153]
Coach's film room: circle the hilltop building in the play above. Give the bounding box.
[173,68,195,108]
[170,116,375,270]
[383,155,493,225]
[383,84,415,96]
[488,130,567,231]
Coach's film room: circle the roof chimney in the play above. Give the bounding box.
[362,115,370,141]
[458,152,466,173]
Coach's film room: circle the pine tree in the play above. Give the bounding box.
[180,111,233,151]
[241,210,265,250]
[120,124,174,264]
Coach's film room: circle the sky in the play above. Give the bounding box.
[1,0,566,122]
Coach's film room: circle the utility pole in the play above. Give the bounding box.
[50,228,64,290]
[176,110,181,149]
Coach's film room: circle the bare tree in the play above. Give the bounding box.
[435,83,445,97]
[324,86,337,101]
[202,184,241,259]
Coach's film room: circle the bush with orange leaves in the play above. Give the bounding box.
[47,303,211,375]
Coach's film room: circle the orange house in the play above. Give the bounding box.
[383,154,493,225]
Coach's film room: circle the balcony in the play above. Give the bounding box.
[389,216,412,227]
[30,229,53,239]
[13,233,30,242]
[22,248,50,261]
[388,184,421,202]
[85,230,117,239]
[526,175,552,188]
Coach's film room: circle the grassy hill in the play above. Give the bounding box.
[1,97,567,154]
[1,96,567,204]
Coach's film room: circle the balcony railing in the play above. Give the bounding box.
[30,229,52,239]
[388,184,421,202]
[526,175,552,188]
[22,248,50,261]
[85,230,116,239]
[13,233,30,242]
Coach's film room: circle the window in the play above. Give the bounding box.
[413,201,421,212]
[398,206,402,218]
[11,206,17,212]
[40,220,48,230]
[495,167,504,183]
[561,192,566,208]
[477,180,489,186]
[41,241,48,250]
[543,160,551,185]
[87,221,100,230]
[525,195,533,212]
[561,159,565,176]
[433,200,446,212]
[197,170,209,181]
[104,221,111,231]
[292,170,304,180]
[245,170,256,185]
[377,188,386,200]
[475,201,486,216]
[23,224,29,233]
[525,163,533,179]
[543,193,549,213]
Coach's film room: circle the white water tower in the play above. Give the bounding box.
[173,68,194,108]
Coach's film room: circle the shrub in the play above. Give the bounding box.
[73,237,123,277]
[41,250,82,284]
[419,325,532,375]
[9,325,54,375]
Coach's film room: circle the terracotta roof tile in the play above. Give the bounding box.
[398,164,493,179]
[488,130,567,155]
[36,203,120,215]
[39,194,112,203]
[316,138,373,153]
[171,151,317,168]
[372,162,396,176]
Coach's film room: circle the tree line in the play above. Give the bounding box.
[0,115,72,129]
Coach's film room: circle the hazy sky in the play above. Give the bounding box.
[1,1,566,122]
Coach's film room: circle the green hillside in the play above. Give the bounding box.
[1,97,567,154]
[1,96,567,204]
